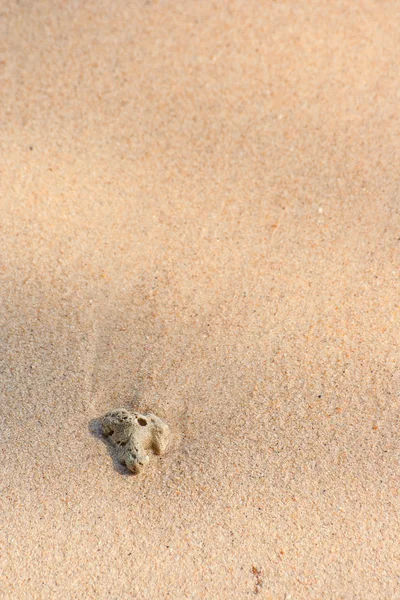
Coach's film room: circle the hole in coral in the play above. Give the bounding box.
[137,418,147,427]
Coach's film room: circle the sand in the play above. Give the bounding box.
[1,1,399,598]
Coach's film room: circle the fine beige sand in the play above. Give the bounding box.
[1,1,400,598]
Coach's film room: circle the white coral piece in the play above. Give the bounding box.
[101,408,170,473]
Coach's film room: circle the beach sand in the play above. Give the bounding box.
[1,1,399,598]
